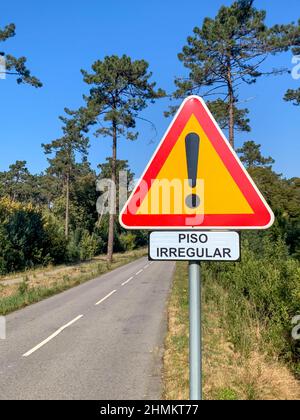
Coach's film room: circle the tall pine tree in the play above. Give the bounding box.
[81,55,165,263]
[170,0,293,148]
[42,109,90,238]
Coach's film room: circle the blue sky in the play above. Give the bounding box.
[1,0,299,179]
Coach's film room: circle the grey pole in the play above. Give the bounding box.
[189,261,202,400]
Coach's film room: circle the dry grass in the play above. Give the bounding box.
[163,262,300,401]
[203,298,300,400]
[0,283,18,299]
[0,248,147,314]
[163,263,189,400]
[0,249,146,287]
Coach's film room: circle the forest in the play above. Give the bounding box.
[1,0,299,275]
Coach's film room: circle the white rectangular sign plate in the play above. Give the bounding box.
[149,231,240,261]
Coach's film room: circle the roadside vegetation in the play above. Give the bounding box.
[0,248,147,315]
[163,3,300,398]
[164,251,300,400]
[0,195,148,275]
[163,143,300,400]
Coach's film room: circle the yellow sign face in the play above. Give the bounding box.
[137,114,253,216]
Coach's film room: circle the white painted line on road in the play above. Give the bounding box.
[144,264,150,269]
[22,315,83,357]
[122,277,133,286]
[136,269,143,276]
[95,290,117,306]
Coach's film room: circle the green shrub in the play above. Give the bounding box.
[0,200,69,274]
[66,234,81,263]
[119,233,136,251]
[43,212,67,264]
[215,388,238,401]
[66,229,98,262]
[79,231,98,261]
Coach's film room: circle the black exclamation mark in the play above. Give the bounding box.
[185,133,200,209]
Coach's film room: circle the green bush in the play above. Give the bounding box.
[66,228,98,262]
[66,233,81,263]
[119,233,136,251]
[79,231,98,261]
[0,197,150,275]
[43,212,67,264]
[0,200,70,274]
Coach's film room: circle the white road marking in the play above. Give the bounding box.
[136,269,143,276]
[23,315,83,357]
[95,290,117,306]
[149,262,154,265]
[122,277,133,286]
[144,264,150,269]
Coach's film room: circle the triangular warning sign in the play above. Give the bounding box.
[120,96,274,230]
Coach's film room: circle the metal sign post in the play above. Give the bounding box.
[189,261,202,400]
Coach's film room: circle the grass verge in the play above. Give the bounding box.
[163,262,300,400]
[0,248,147,315]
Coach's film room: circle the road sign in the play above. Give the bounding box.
[119,95,274,230]
[149,231,240,261]
[120,95,275,401]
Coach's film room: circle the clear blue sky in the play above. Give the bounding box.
[1,0,299,179]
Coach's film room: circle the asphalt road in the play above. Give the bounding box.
[0,257,175,400]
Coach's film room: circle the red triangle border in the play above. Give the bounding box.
[120,96,274,230]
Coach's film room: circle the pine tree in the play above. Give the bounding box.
[42,109,90,238]
[0,23,42,87]
[206,99,251,133]
[81,55,165,263]
[285,88,300,106]
[237,140,274,169]
[170,0,293,148]
[1,160,31,201]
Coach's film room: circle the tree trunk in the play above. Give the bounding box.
[107,122,117,264]
[228,95,234,149]
[227,60,235,149]
[65,170,70,239]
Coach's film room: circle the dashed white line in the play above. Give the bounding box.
[22,315,83,357]
[22,260,155,359]
[122,277,133,286]
[95,290,117,306]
